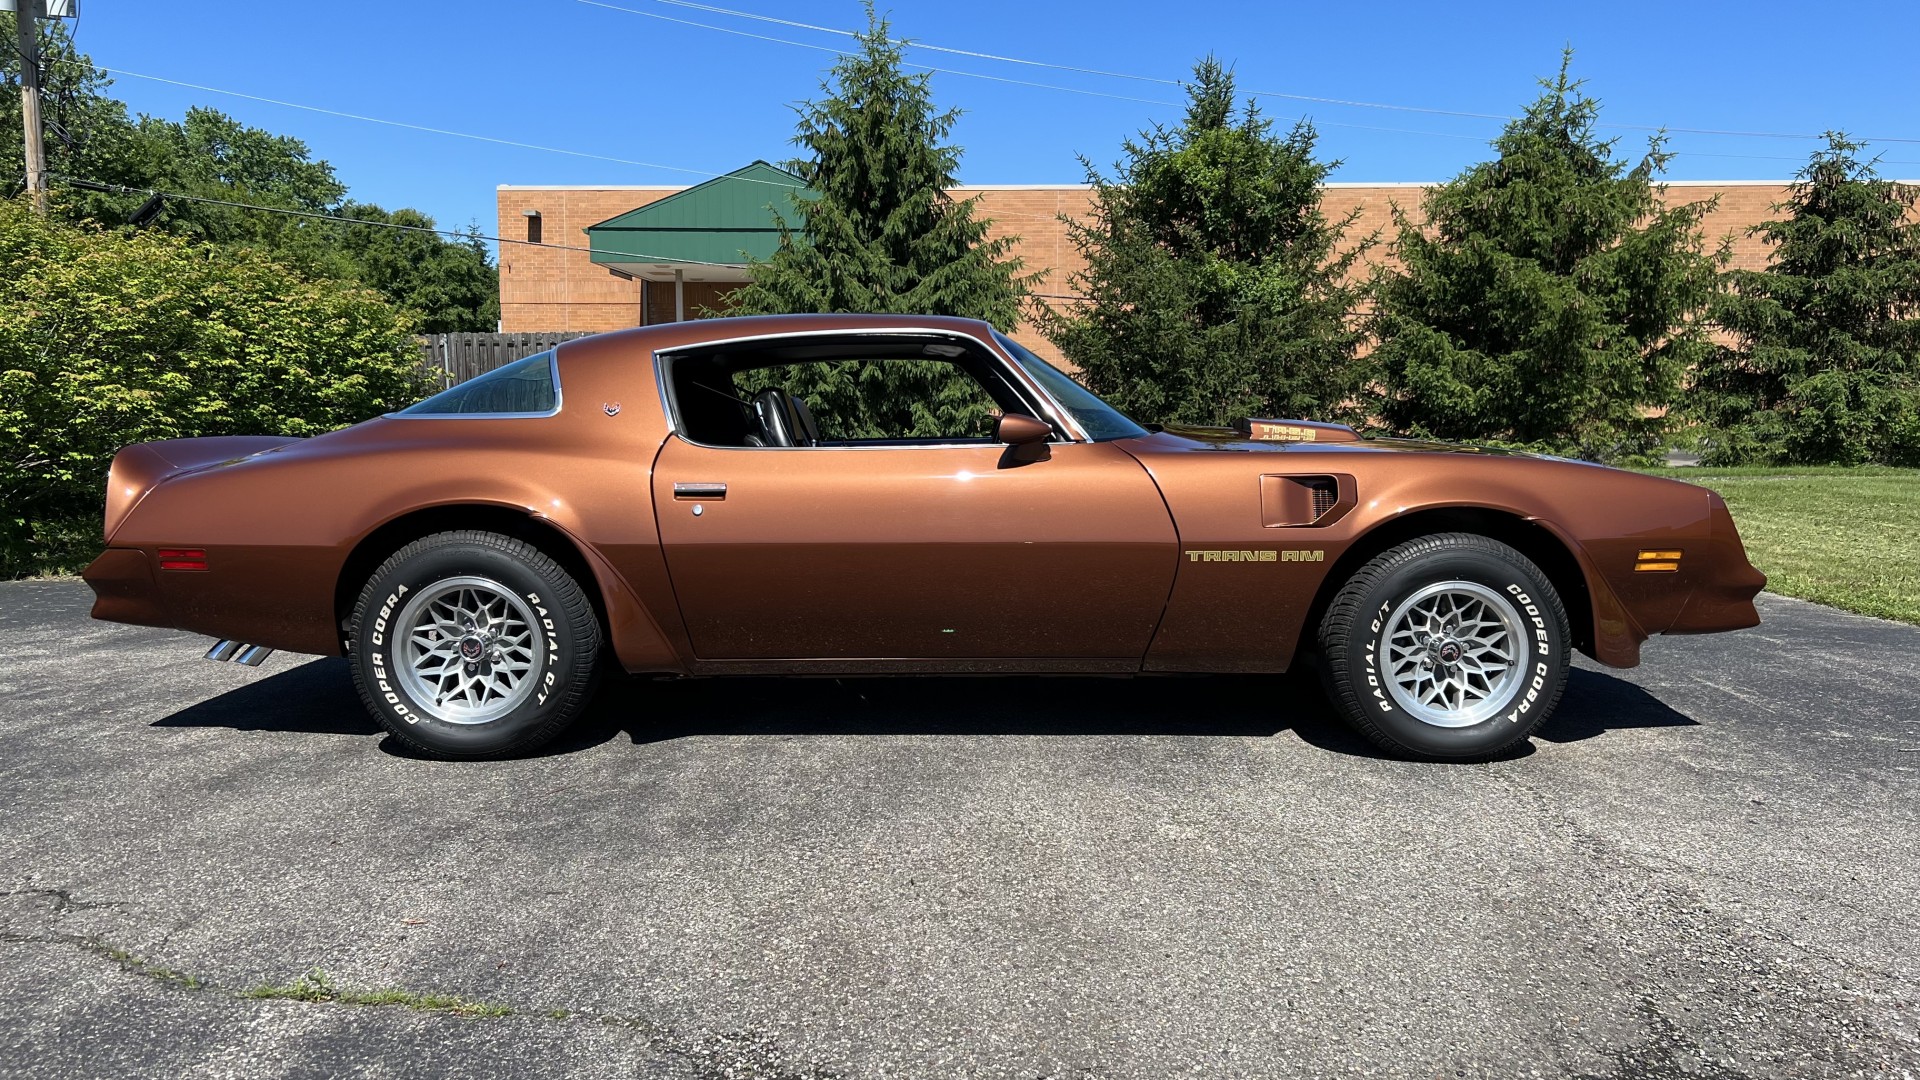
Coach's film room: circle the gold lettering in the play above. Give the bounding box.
[1182,549,1285,563]
[1247,422,1320,442]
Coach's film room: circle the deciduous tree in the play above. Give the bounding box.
[0,198,428,575]
[4,22,497,331]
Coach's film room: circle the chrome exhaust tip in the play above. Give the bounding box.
[204,640,274,666]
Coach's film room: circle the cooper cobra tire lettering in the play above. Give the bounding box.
[347,530,601,760]
[1507,583,1554,656]
[369,649,423,725]
[1319,533,1570,761]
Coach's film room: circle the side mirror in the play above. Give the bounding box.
[994,413,1052,465]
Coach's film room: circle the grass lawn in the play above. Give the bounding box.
[1644,466,1920,625]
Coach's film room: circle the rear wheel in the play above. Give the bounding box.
[347,530,600,758]
[1318,533,1570,760]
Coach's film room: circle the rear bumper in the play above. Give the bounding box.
[82,547,173,630]
[83,544,341,656]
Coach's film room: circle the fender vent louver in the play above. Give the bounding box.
[1260,475,1343,527]
[1309,480,1337,519]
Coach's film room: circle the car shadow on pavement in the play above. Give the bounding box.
[1535,667,1697,744]
[151,658,380,737]
[150,659,1696,760]
[548,665,1699,760]
[568,672,1308,748]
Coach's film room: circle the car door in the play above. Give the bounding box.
[649,432,1177,663]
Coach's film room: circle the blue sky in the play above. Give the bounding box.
[62,0,1920,243]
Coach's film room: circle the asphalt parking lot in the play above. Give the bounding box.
[2,580,1918,1079]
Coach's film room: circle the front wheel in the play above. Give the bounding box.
[347,530,601,759]
[1318,533,1570,760]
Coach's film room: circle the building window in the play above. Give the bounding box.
[524,210,542,245]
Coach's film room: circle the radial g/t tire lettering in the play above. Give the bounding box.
[348,530,601,759]
[1318,532,1570,761]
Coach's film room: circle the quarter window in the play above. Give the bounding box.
[399,351,559,417]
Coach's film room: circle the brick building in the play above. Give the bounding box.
[498,172,1798,364]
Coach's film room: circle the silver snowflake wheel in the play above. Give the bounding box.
[1380,580,1527,728]
[392,576,545,725]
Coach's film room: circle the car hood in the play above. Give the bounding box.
[1141,423,1581,462]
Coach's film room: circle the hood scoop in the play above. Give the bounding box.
[1232,418,1362,444]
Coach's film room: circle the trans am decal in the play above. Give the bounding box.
[1183,549,1325,563]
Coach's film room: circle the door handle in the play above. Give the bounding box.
[673,482,727,500]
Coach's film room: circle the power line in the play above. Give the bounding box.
[84,62,802,185]
[642,0,1176,86]
[575,0,1494,142]
[59,63,1078,228]
[57,60,1109,227]
[600,0,1920,145]
[63,46,1920,213]
[574,0,1182,110]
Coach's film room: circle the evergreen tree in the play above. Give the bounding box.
[1042,59,1371,427]
[1689,134,1920,465]
[726,2,1034,326]
[1369,53,1722,462]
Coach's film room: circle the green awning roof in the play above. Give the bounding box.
[585,161,811,269]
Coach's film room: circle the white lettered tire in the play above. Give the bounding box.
[348,530,601,758]
[1318,533,1570,760]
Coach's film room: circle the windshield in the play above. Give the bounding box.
[993,332,1147,441]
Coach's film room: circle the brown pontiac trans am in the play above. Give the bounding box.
[83,313,1766,760]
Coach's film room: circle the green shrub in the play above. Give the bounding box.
[0,198,428,575]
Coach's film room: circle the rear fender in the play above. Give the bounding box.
[340,496,688,675]
[104,437,301,542]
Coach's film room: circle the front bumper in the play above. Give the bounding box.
[1667,494,1766,635]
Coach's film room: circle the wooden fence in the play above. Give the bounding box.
[419,332,592,387]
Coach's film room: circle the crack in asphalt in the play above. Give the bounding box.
[1488,769,1920,1075]
[1488,768,1905,981]
[1,883,846,1080]
[0,885,133,915]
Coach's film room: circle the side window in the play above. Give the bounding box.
[738,359,998,442]
[398,352,558,416]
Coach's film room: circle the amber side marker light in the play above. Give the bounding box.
[1635,549,1682,573]
[158,548,208,572]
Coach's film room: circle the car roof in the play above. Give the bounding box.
[554,313,1004,374]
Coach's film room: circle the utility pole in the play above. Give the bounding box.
[12,0,48,214]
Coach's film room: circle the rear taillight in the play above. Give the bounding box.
[158,548,208,572]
